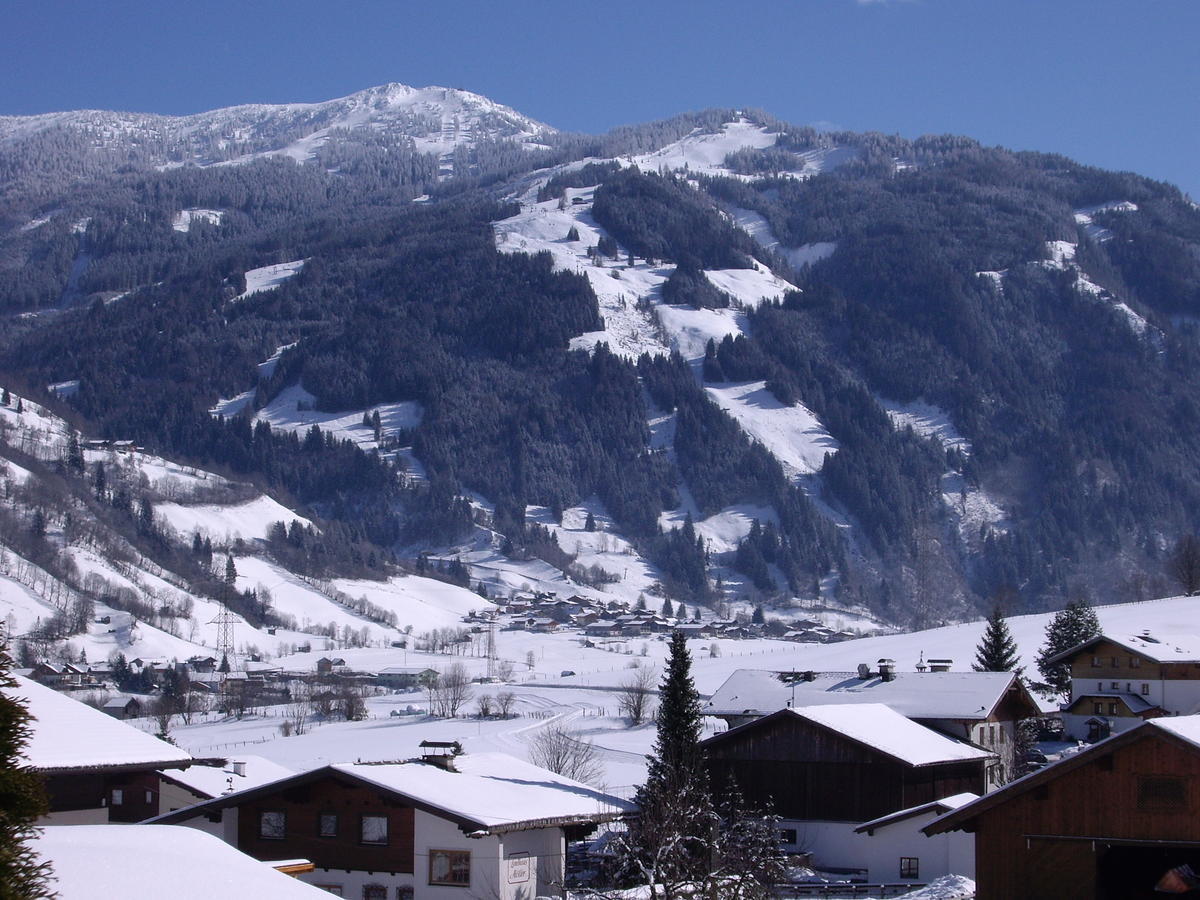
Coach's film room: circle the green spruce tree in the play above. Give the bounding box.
[0,640,52,897]
[619,632,713,894]
[1036,595,1101,695]
[973,605,1021,673]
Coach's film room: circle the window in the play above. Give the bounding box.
[313,887,343,897]
[362,885,386,900]
[1109,702,1119,715]
[900,858,919,879]
[1094,702,1104,715]
[145,790,153,805]
[1092,656,1102,667]
[1112,657,1120,668]
[429,849,471,886]
[318,812,338,838]
[1111,682,1119,690]
[1131,656,1141,668]
[778,828,798,845]
[396,889,414,900]
[110,789,123,806]
[1138,776,1187,812]
[360,814,388,845]
[1097,682,1103,692]
[259,810,286,840]
[1142,683,1151,695]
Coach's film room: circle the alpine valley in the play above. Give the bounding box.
[3,81,1200,664]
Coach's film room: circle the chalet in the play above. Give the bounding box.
[377,666,440,690]
[702,704,990,879]
[154,747,635,899]
[584,620,623,638]
[102,695,143,719]
[186,655,219,673]
[27,661,84,688]
[6,674,192,824]
[315,656,346,675]
[1043,629,1200,741]
[704,665,1040,784]
[32,825,329,899]
[926,716,1200,900]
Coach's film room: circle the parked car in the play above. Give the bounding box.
[560,670,576,677]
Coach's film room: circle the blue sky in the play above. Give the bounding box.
[2,0,1197,197]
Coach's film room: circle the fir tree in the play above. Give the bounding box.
[0,387,8,406]
[619,632,713,893]
[751,605,765,626]
[585,511,597,532]
[973,605,1021,673]
[0,640,52,898]
[225,555,237,585]
[1036,595,1101,695]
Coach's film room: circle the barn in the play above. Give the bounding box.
[925,716,1200,900]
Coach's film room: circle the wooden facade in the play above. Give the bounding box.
[928,723,1200,900]
[703,710,985,823]
[236,773,417,873]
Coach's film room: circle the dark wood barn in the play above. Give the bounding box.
[926,717,1200,900]
[702,705,989,823]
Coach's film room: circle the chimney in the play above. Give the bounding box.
[419,739,462,771]
[803,670,816,682]
[878,659,896,682]
[928,658,953,673]
[231,761,246,777]
[857,663,872,680]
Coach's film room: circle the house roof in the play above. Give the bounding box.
[160,755,294,800]
[1063,693,1160,715]
[704,704,992,768]
[7,676,192,774]
[33,825,329,899]
[924,716,1200,836]
[152,752,636,835]
[102,696,138,709]
[1044,631,1200,667]
[704,668,1036,722]
[854,792,979,834]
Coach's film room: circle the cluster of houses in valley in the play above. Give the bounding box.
[15,623,1200,898]
[488,590,859,643]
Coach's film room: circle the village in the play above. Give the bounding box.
[10,597,1200,899]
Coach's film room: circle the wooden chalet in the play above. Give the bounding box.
[704,704,990,825]
[926,716,1200,900]
[6,674,193,824]
[154,748,634,899]
[703,704,989,875]
[1044,629,1200,741]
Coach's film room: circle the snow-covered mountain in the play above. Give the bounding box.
[0,82,553,172]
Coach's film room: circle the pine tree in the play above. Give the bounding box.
[973,605,1021,673]
[0,640,52,897]
[661,597,674,618]
[0,388,8,406]
[751,605,765,626]
[65,433,84,476]
[225,555,237,585]
[1036,595,1101,695]
[585,511,597,532]
[618,632,713,893]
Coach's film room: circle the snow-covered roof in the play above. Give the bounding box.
[337,753,636,832]
[1046,631,1200,666]
[855,792,979,833]
[33,825,328,899]
[161,755,294,800]
[781,705,992,768]
[704,668,1030,721]
[154,752,635,835]
[1149,715,1200,750]
[6,675,191,772]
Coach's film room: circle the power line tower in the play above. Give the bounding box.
[210,603,237,674]
[485,619,498,679]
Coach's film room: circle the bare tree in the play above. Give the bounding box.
[495,691,516,718]
[475,694,494,718]
[429,662,473,717]
[496,658,515,681]
[529,724,603,786]
[618,664,656,726]
[1168,534,1200,596]
[339,684,366,721]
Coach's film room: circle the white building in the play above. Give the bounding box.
[1047,630,1200,740]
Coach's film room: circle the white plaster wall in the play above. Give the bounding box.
[1162,680,1200,715]
[414,808,502,899]
[500,827,564,899]
[1061,712,1141,741]
[158,780,206,816]
[779,820,862,870]
[856,811,975,883]
[300,867,414,898]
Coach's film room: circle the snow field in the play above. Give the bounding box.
[705,381,838,478]
[253,382,422,455]
[235,259,305,300]
[725,204,838,270]
[155,494,312,543]
[171,208,223,232]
